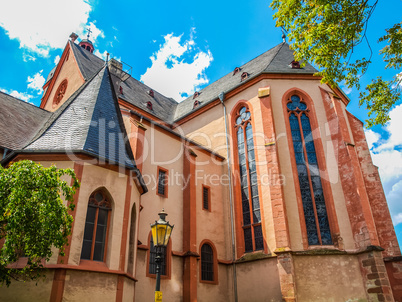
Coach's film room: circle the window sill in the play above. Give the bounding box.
[200,279,219,285]
[146,273,170,280]
[79,259,108,269]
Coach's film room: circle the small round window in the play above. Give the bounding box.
[53,79,68,106]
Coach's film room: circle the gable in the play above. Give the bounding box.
[40,42,86,112]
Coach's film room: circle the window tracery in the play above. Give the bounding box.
[287,95,332,245]
[81,189,112,261]
[235,106,264,252]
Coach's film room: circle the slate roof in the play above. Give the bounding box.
[70,41,105,80]
[0,91,50,150]
[173,42,317,121]
[25,66,141,173]
[112,74,178,123]
[69,41,317,124]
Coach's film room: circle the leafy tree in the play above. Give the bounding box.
[0,160,79,286]
[271,0,402,126]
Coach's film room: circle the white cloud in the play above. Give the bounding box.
[368,104,402,226]
[371,149,402,182]
[22,53,36,62]
[54,55,60,65]
[376,104,402,151]
[386,180,402,225]
[393,213,402,226]
[0,0,103,57]
[140,32,213,101]
[27,70,46,94]
[342,86,352,95]
[1,88,33,103]
[364,129,380,150]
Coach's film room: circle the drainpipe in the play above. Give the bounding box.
[219,92,238,302]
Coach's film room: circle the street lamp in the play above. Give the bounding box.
[151,209,174,302]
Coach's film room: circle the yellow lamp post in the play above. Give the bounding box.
[151,209,174,302]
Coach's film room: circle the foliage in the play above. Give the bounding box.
[0,160,79,286]
[271,0,402,126]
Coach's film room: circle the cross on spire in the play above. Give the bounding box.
[86,27,92,39]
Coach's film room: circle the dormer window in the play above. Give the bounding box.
[233,67,241,75]
[119,86,123,94]
[149,89,154,97]
[291,60,300,69]
[146,101,153,110]
[241,72,249,81]
[193,100,200,109]
[193,91,200,99]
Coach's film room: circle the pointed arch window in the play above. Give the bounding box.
[81,189,112,261]
[235,106,264,252]
[287,95,332,245]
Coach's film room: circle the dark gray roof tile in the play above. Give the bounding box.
[70,41,105,80]
[111,74,178,123]
[173,43,317,121]
[25,67,138,171]
[0,91,50,150]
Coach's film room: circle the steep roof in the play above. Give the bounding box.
[70,40,317,124]
[70,41,105,80]
[173,43,317,121]
[112,74,178,123]
[0,91,50,150]
[24,66,141,175]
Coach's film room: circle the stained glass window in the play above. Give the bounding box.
[81,190,111,261]
[235,106,264,252]
[201,244,214,281]
[287,95,332,245]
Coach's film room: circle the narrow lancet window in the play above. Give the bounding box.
[287,95,332,245]
[235,106,264,252]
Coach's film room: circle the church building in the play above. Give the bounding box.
[0,33,401,301]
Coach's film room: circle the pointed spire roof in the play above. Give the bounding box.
[25,66,135,165]
[13,66,145,192]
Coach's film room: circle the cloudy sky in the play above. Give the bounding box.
[0,0,401,245]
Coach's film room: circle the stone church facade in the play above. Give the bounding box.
[0,34,401,301]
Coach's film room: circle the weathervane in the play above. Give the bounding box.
[86,27,92,40]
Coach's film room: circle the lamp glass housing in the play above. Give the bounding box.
[151,216,173,247]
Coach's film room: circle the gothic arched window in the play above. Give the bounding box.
[287,95,332,245]
[235,106,264,253]
[81,189,112,261]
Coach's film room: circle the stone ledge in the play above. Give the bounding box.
[235,251,275,263]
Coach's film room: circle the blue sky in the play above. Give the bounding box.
[0,0,401,246]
